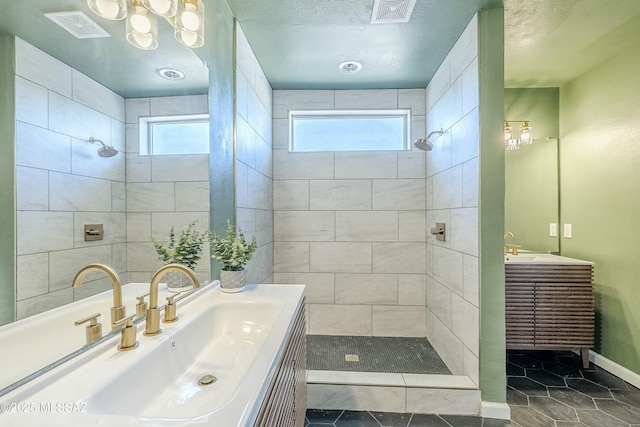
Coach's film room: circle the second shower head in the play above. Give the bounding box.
[413,128,444,151]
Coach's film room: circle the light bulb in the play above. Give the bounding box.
[181,4,200,31]
[133,32,153,49]
[95,0,120,18]
[131,7,151,33]
[179,30,198,46]
[149,0,171,14]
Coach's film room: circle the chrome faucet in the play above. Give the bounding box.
[145,264,200,336]
[72,263,125,330]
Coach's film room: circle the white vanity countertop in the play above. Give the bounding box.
[505,253,594,265]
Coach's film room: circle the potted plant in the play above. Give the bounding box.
[209,220,257,293]
[150,221,206,292]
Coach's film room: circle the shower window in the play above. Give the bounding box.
[139,114,209,155]
[289,109,411,152]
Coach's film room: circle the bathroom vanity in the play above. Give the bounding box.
[0,282,306,426]
[505,254,594,368]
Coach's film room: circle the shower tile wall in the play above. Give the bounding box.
[425,15,480,382]
[125,95,211,283]
[272,88,427,337]
[235,23,274,284]
[14,38,126,319]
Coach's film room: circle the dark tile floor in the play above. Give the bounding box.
[305,350,640,426]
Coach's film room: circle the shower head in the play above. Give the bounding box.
[88,137,119,158]
[413,128,444,151]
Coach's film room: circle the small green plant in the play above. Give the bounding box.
[150,221,207,270]
[209,220,257,271]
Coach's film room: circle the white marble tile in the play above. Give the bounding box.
[71,137,125,182]
[236,70,249,122]
[236,116,256,169]
[112,181,126,213]
[149,95,209,116]
[49,245,113,291]
[272,118,289,149]
[125,98,150,124]
[310,242,372,273]
[334,89,398,109]
[235,24,256,86]
[430,245,463,294]
[254,209,274,247]
[402,374,477,389]
[426,209,451,248]
[406,388,480,415]
[273,272,334,304]
[462,157,479,207]
[431,314,465,374]
[17,211,73,255]
[427,276,452,327]
[398,151,426,179]
[308,304,371,335]
[126,182,175,212]
[372,243,426,274]
[399,211,426,242]
[450,14,478,81]
[450,207,479,256]
[254,136,273,178]
[151,212,209,241]
[127,242,163,272]
[433,78,464,136]
[236,162,248,209]
[15,37,72,96]
[432,165,463,209]
[49,92,112,141]
[72,69,125,122]
[462,254,479,307]
[464,347,480,385]
[398,274,426,306]
[175,181,210,211]
[310,180,371,211]
[307,384,405,413]
[254,68,273,118]
[335,211,398,242]
[73,277,113,301]
[273,90,335,119]
[307,370,405,387]
[451,293,479,356]
[73,212,126,247]
[14,76,48,128]
[246,243,272,284]
[274,242,310,272]
[49,172,112,212]
[16,166,48,211]
[236,208,256,239]
[274,180,309,210]
[125,123,140,154]
[127,213,151,243]
[372,179,425,211]
[15,121,71,172]
[451,107,479,166]
[335,152,398,179]
[247,169,272,210]
[16,288,74,320]
[274,211,335,241]
[335,274,397,304]
[274,150,335,179]
[398,89,426,116]
[248,88,272,145]
[426,55,450,111]
[372,305,426,337]
[151,154,209,182]
[16,253,49,300]
[426,128,452,178]
[410,115,426,152]
[462,57,479,116]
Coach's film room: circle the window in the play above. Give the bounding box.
[139,114,209,155]
[289,109,410,152]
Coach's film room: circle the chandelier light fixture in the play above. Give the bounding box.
[504,120,533,151]
[87,0,204,50]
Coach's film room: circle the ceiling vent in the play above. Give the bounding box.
[44,11,111,39]
[371,0,418,24]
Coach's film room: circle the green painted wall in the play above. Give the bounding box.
[478,8,506,403]
[0,34,15,326]
[505,88,560,253]
[560,40,640,374]
[197,1,236,279]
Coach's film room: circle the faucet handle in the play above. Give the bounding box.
[136,293,150,319]
[164,295,178,323]
[75,312,102,345]
[112,314,139,352]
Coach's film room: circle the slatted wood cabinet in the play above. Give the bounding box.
[506,263,594,368]
[254,300,306,427]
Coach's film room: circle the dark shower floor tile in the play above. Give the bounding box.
[307,335,451,375]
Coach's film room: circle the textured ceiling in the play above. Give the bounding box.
[1,1,639,96]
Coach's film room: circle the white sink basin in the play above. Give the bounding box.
[505,253,593,265]
[0,284,305,427]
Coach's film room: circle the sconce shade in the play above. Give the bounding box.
[175,0,204,48]
[126,0,158,50]
[504,120,533,150]
[141,0,177,17]
[87,0,127,20]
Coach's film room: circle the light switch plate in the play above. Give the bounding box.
[550,223,557,237]
[563,223,572,238]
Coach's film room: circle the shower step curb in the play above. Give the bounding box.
[307,370,481,415]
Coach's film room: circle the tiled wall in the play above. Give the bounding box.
[235,24,274,284]
[425,15,480,381]
[272,88,428,337]
[14,38,126,319]
[125,95,211,284]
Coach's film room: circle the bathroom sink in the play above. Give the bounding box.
[505,253,593,264]
[0,284,305,427]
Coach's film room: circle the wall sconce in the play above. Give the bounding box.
[87,0,204,50]
[504,120,533,150]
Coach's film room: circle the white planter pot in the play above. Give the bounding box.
[219,268,246,293]
[165,268,194,293]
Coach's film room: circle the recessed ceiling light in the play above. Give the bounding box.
[339,61,362,74]
[158,68,185,80]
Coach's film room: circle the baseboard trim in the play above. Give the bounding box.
[589,350,640,389]
[481,401,510,420]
